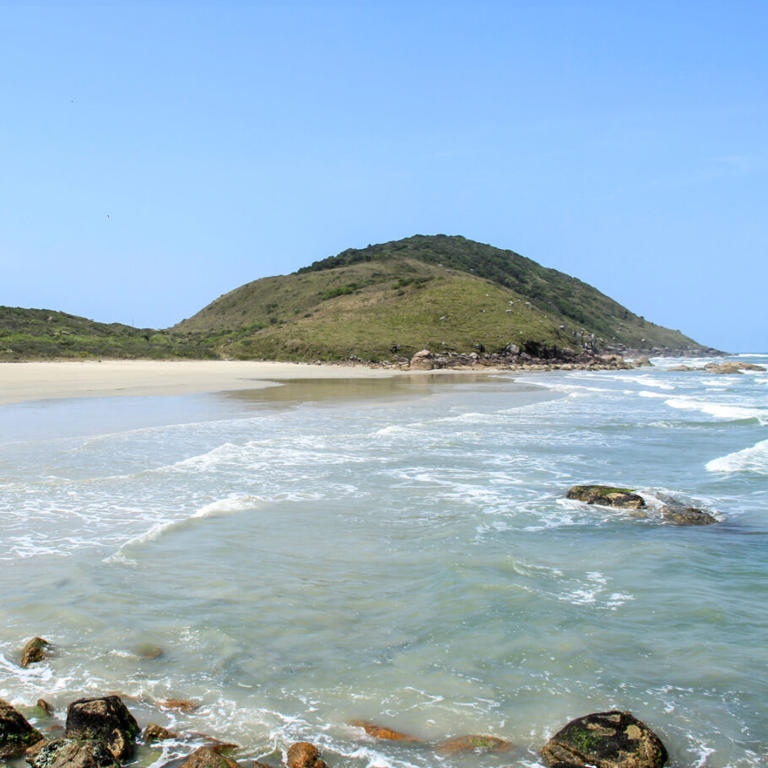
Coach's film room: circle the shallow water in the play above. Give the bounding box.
[1,360,766,767]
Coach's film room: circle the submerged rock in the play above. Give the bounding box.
[159,698,200,713]
[144,723,178,744]
[178,746,240,768]
[287,742,327,768]
[65,695,140,761]
[36,699,54,717]
[0,698,44,758]
[566,485,645,510]
[27,738,120,768]
[21,637,52,667]
[349,720,419,742]
[659,504,718,525]
[437,734,512,754]
[541,710,667,768]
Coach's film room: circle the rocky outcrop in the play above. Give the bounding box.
[287,742,327,768]
[65,695,140,761]
[178,746,241,768]
[21,637,51,667]
[0,698,44,758]
[437,734,512,754]
[566,486,645,510]
[705,361,765,374]
[27,738,120,768]
[349,720,418,741]
[541,711,667,768]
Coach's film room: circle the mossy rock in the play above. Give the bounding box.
[541,711,667,768]
[0,698,44,759]
[567,485,645,510]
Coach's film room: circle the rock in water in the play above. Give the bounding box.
[65,695,140,761]
[287,742,327,768]
[27,738,120,768]
[566,485,645,510]
[179,746,241,768]
[437,734,512,754]
[541,711,667,768]
[349,720,419,741]
[143,723,178,744]
[659,505,718,525]
[20,636,51,667]
[0,698,44,758]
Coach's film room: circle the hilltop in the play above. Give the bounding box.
[2,235,717,364]
[175,235,713,363]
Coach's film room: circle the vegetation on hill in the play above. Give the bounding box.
[3,235,712,363]
[176,235,708,361]
[0,306,216,361]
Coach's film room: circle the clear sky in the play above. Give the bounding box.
[1,1,765,352]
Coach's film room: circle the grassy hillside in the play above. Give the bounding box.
[0,306,216,361]
[176,235,707,362]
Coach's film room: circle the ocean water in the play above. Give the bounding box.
[0,357,766,768]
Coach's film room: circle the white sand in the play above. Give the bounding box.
[0,360,405,405]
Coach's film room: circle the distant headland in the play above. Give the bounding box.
[0,235,721,366]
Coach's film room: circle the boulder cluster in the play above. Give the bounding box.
[566,485,719,525]
[0,690,670,768]
[402,347,640,372]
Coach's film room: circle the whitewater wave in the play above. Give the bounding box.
[663,397,768,424]
[706,438,768,475]
[105,494,262,564]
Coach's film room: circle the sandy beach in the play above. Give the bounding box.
[0,360,409,406]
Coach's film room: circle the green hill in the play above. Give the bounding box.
[0,306,215,361]
[175,234,711,362]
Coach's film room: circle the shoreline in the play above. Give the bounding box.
[0,359,507,406]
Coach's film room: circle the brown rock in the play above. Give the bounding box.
[437,734,512,754]
[349,720,419,742]
[65,695,140,761]
[179,746,241,768]
[20,637,51,667]
[287,742,327,768]
[541,710,667,768]
[659,505,718,525]
[144,723,178,744]
[409,349,434,370]
[0,697,44,758]
[566,485,645,510]
[27,738,119,768]
[160,697,201,713]
[37,698,54,716]
[705,361,764,374]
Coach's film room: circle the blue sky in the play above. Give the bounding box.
[1,1,765,351]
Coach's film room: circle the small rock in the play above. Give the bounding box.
[27,738,119,768]
[0,697,44,758]
[160,697,200,713]
[566,485,645,510]
[179,746,241,768]
[37,699,54,717]
[21,637,51,667]
[144,723,178,744]
[287,742,327,768]
[659,505,718,525]
[136,643,164,660]
[633,357,652,367]
[65,695,140,761]
[437,734,512,754]
[349,720,419,741]
[541,710,667,768]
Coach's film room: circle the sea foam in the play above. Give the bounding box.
[706,438,768,475]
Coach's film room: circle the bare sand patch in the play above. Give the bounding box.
[0,360,408,405]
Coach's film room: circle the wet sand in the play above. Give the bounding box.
[0,360,498,405]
